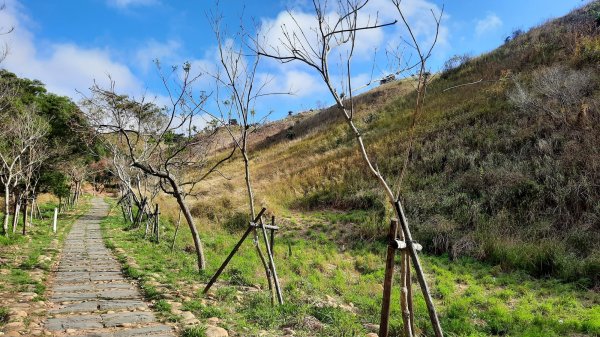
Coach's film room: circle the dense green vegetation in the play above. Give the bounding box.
[0,70,102,235]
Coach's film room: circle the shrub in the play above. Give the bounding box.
[227,267,253,286]
[442,54,472,73]
[222,212,249,232]
[509,65,596,122]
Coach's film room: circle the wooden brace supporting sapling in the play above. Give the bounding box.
[203,208,266,294]
[203,208,283,304]
[380,217,427,337]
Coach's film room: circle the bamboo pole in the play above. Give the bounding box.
[259,216,283,305]
[379,219,398,337]
[22,201,28,235]
[400,246,413,337]
[155,204,160,243]
[270,216,275,253]
[394,201,443,337]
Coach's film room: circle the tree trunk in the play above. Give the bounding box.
[243,152,275,303]
[169,178,206,270]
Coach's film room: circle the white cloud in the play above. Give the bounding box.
[0,0,143,99]
[135,39,181,73]
[106,0,158,9]
[257,0,447,73]
[476,13,502,36]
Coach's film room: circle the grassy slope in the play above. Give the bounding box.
[102,2,600,337]
[193,2,600,285]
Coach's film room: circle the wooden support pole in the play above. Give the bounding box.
[270,216,275,253]
[260,216,283,305]
[155,204,160,243]
[12,195,20,233]
[29,198,35,223]
[35,200,42,220]
[399,219,413,337]
[204,208,266,294]
[250,223,280,230]
[395,201,443,337]
[52,208,58,233]
[406,250,415,334]
[379,219,398,337]
[22,201,28,235]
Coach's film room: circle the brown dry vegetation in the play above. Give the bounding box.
[155,2,600,288]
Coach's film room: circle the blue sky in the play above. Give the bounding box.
[0,0,586,125]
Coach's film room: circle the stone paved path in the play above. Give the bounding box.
[43,198,176,337]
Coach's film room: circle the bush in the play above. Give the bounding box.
[222,212,249,232]
[442,54,472,73]
[509,65,596,122]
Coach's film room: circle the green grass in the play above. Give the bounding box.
[181,325,207,337]
[101,201,599,336]
[0,196,91,301]
[0,306,9,326]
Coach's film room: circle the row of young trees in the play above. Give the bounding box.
[0,70,99,236]
[80,0,445,335]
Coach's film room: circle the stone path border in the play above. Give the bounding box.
[42,198,175,337]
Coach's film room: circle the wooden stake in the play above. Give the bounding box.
[379,219,398,337]
[22,201,28,235]
[400,242,413,337]
[52,208,58,233]
[204,208,266,294]
[155,204,160,243]
[260,216,283,305]
[12,195,20,233]
[269,216,275,253]
[395,201,443,337]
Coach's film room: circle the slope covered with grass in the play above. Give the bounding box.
[194,1,600,287]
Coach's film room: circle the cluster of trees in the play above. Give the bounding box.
[0,70,100,236]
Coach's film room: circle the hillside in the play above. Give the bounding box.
[190,2,600,286]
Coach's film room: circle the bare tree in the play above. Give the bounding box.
[18,128,50,234]
[205,10,288,304]
[82,68,233,271]
[0,106,49,236]
[255,0,443,335]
